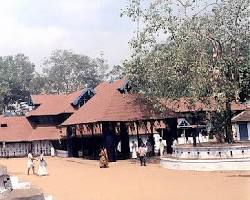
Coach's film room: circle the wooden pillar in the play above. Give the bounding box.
[91,124,94,159]
[150,120,154,134]
[120,122,130,159]
[136,121,140,146]
[150,120,155,156]
[80,124,84,158]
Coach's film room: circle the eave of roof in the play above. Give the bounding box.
[28,126,61,141]
[0,116,61,142]
[163,97,246,113]
[232,108,250,122]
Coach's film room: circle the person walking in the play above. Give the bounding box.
[37,152,48,176]
[138,143,147,166]
[27,151,36,175]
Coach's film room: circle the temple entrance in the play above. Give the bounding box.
[239,123,248,140]
[66,126,80,157]
[118,122,130,159]
[163,118,177,154]
[81,136,104,159]
[102,122,117,162]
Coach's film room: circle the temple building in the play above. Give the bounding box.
[0,79,248,158]
[61,79,177,160]
[0,88,94,157]
[163,97,246,143]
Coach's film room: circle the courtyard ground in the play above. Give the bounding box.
[0,157,249,200]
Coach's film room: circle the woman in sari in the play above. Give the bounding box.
[37,152,48,176]
[99,147,109,168]
[131,141,138,159]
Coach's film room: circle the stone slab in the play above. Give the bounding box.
[4,188,45,200]
[0,165,7,176]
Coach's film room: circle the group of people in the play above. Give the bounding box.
[131,138,166,166]
[131,138,166,156]
[98,138,166,168]
[27,142,165,171]
[27,151,48,176]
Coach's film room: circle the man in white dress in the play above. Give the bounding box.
[27,151,36,175]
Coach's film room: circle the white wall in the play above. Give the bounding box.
[0,143,29,157]
[0,141,52,157]
[32,141,52,156]
[161,157,250,171]
[234,124,240,141]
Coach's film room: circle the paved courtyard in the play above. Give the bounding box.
[1,157,249,200]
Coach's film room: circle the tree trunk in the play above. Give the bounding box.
[225,99,233,143]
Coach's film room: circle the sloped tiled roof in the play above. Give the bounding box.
[0,116,32,142]
[29,126,61,141]
[0,116,60,142]
[232,108,250,122]
[27,90,83,116]
[62,80,176,126]
[163,97,246,113]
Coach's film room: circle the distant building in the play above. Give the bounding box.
[0,88,94,157]
[163,97,247,142]
[232,108,250,141]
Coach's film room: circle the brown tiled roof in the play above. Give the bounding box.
[163,97,246,113]
[0,116,60,142]
[29,126,61,141]
[62,80,176,126]
[0,116,32,142]
[232,108,250,122]
[27,90,82,116]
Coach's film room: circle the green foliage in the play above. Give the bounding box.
[0,54,35,114]
[0,50,110,114]
[123,0,250,142]
[123,0,249,102]
[42,49,107,94]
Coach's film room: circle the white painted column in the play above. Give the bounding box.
[235,124,240,141]
[247,122,250,140]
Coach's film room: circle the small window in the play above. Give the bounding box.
[0,124,7,127]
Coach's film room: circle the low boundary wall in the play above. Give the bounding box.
[161,144,250,171]
[160,157,250,171]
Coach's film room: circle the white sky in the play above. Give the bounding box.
[0,0,135,72]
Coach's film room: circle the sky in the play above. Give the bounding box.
[0,0,136,72]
